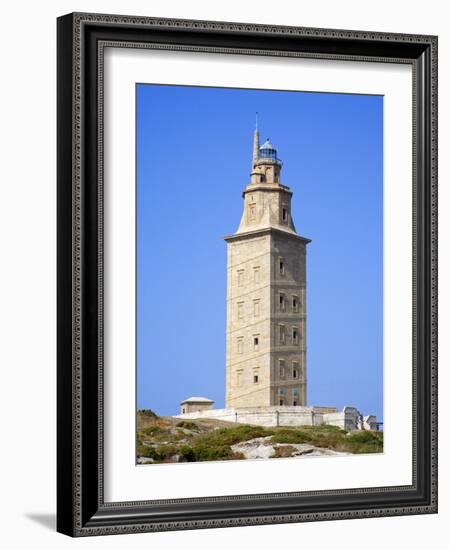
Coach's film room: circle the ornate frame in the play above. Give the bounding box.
[57,12,438,536]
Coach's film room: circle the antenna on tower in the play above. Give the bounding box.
[252,113,260,170]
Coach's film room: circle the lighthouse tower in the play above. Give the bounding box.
[224,122,311,409]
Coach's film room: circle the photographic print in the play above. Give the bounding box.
[57,13,437,534]
[136,84,384,465]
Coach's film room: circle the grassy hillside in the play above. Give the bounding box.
[136,410,383,464]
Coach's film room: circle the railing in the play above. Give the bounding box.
[256,156,283,166]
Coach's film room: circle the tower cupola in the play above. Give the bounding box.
[251,132,282,185]
[259,139,281,164]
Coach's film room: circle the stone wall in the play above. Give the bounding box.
[225,234,272,408]
[225,230,309,409]
[175,405,376,431]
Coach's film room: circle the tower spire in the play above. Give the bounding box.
[252,112,260,170]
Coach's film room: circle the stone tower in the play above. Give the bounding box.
[224,123,310,409]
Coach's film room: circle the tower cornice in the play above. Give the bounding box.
[223,226,311,244]
[242,183,292,198]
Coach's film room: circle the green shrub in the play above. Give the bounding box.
[179,445,196,462]
[194,424,272,448]
[269,426,382,454]
[157,444,180,459]
[136,444,163,461]
[180,424,274,462]
[192,444,235,461]
[342,430,383,454]
[348,430,382,444]
[300,424,343,433]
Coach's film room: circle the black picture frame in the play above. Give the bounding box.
[57,12,438,536]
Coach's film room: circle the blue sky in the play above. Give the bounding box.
[136,84,383,421]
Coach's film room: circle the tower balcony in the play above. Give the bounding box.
[254,156,283,168]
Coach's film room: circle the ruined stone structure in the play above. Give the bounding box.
[223,124,310,408]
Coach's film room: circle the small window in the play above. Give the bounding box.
[279,324,286,344]
[278,388,285,396]
[253,336,259,351]
[279,259,285,275]
[249,203,256,221]
[293,400,297,406]
[237,338,243,354]
[292,388,299,397]
[236,371,243,386]
[237,269,244,286]
[279,399,284,406]
[253,375,259,383]
[293,361,299,379]
[182,408,186,414]
[279,293,285,311]
[253,299,260,317]
[237,301,244,320]
[292,327,299,344]
[253,266,260,283]
[292,295,299,312]
[279,359,285,378]
[282,207,288,223]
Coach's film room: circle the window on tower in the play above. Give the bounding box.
[237,301,244,320]
[292,295,299,312]
[253,266,260,283]
[279,324,286,344]
[253,335,260,351]
[236,370,243,386]
[282,207,288,223]
[249,203,256,221]
[237,337,243,354]
[237,269,244,286]
[253,299,260,317]
[279,359,285,378]
[292,327,299,344]
[293,361,299,379]
[279,259,285,275]
[279,293,285,311]
[253,375,259,383]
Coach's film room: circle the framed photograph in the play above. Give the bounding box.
[57,12,438,536]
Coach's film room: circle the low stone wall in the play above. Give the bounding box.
[175,405,375,431]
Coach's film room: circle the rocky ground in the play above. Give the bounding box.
[231,436,353,460]
[136,409,383,464]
